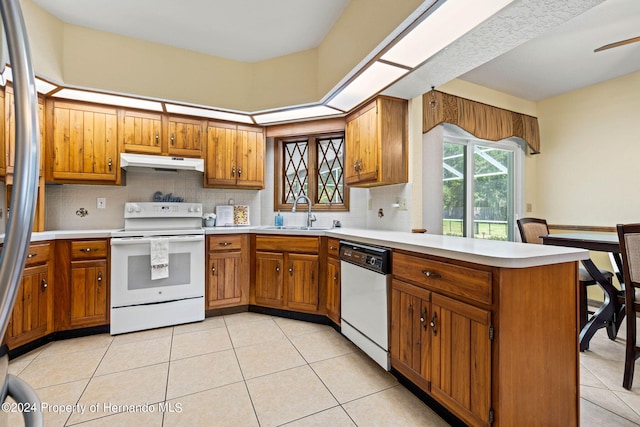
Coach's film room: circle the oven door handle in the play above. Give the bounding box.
[111,235,205,245]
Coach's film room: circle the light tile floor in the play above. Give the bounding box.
[5,312,640,426]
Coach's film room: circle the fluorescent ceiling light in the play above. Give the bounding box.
[253,105,341,125]
[381,0,514,68]
[52,88,163,111]
[327,62,408,111]
[2,67,59,94]
[165,103,253,124]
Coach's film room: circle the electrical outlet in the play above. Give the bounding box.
[526,203,532,213]
[398,198,408,210]
[97,198,106,209]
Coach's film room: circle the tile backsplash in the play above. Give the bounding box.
[44,168,260,230]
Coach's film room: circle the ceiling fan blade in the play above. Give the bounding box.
[594,36,640,52]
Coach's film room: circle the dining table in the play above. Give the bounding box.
[542,232,625,351]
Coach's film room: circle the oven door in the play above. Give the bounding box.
[110,234,205,307]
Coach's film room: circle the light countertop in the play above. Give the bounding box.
[2,226,588,269]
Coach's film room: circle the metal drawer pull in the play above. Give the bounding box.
[430,312,437,336]
[289,264,294,275]
[422,270,441,279]
[97,271,103,282]
[108,157,113,171]
[231,166,236,177]
[170,133,175,145]
[41,278,48,289]
[218,242,232,246]
[237,168,242,177]
[80,248,99,252]
[26,253,36,258]
[420,307,427,331]
[329,246,337,250]
[333,273,338,282]
[155,131,159,144]
[276,263,280,272]
[211,266,216,274]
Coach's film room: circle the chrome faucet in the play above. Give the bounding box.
[292,193,317,228]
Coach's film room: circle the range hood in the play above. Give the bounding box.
[120,153,204,172]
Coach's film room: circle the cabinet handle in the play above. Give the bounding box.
[329,246,337,250]
[420,307,427,331]
[237,167,242,177]
[422,270,441,279]
[333,273,338,283]
[231,166,236,177]
[211,265,216,275]
[41,278,48,289]
[430,311,437,336]
[97,271,103,283]
[108,157,113,171]
[276,263,280,272]
[288,264,294,275]
[155,131,160,145]
[27,253,36,258]
[354,159,362,172]
[80,248,99,253]
[218,242,232,246]
[170,133,175,145]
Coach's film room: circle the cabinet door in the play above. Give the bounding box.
[122,110,163,154]
[70,259,108,328]
[430,293,491,427]
[207,251,244,308]
[255,252,284,307]
[286,253,319,312]
[5,265,50,348]
[390,279,431,391]
[5,88,46,177]
[168,116,204,158]
[326,257,341,324]
[49,101,119,182]
[345,102,377,185]
[235,125,265,189]
[205,122,237,187]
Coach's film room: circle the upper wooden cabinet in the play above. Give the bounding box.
[121,110,204,158]
[345,96,407,187]
[2,86,46,179]
[205,121,265,189]
[46,100,121,184]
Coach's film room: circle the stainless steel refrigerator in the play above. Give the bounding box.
[0,0,44,425]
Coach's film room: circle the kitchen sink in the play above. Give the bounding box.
[259,225,332,231]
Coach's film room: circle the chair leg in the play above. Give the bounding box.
[579,282,588,330]
[622,314,637,390]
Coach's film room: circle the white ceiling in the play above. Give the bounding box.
[33,0,640,103]
[33,0,350,62]
[460,0,640,101]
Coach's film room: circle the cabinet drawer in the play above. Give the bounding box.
[256,235,319,254]
[393,252,492,305]
[71,240,108,260]
[327,238,340,258]
[208,234,243,251]
[25,242,51,266]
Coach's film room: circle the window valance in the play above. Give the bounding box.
[423,90,540,154]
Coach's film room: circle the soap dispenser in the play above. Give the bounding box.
[275,211,283,226]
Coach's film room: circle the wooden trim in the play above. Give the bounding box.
[423,90,540,154]
[548,224,616,233]
[266,117,345,138]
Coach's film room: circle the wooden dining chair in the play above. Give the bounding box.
[517,218,614,329]
[615,223,640,390]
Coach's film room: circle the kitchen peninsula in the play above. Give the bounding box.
[3,226,588,427]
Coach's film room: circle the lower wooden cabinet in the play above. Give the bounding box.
[55,239,110,330]
[69,259,108,328]
[206,234,249,309]
[5,259,52,349]
[253,235,320,314]
[390,279,431,392]
[325,238,341,325]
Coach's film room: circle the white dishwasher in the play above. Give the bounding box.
[340,241,392,370]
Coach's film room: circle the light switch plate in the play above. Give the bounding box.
[97,198,106,209]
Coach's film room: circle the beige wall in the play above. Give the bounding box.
[536,70,640,227]
[21,0,422,112]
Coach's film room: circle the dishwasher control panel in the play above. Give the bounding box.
[339,241,391,274]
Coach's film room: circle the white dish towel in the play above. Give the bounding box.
[150,238,169,280]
